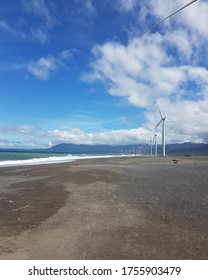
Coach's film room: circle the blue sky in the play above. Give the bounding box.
[0,0,208,148]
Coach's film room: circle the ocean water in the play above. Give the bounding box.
[0,151,123,168]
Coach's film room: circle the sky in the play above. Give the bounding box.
[0,0,208,148]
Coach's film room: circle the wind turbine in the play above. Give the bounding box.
[155,105,166,157]
[153,132,157,156]
[150,139,153,156]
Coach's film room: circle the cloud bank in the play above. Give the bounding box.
[0,125,150,148]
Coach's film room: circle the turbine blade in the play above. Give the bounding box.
[155,119,163,129]
[157,103,163,119]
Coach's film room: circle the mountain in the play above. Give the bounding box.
[1,142,208,156]
[47,143,123,153]
[167,143,208,155]
[47,142,208,155]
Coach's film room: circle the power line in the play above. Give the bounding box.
[138,0,198,38]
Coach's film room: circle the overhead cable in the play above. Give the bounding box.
[138,0,198,38]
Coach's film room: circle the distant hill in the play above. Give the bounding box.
[167,143,208,156]
[1,142,208,156]
[47,143,124,154]
[47,142,208,155]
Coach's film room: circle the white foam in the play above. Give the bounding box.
[0,154,122,168]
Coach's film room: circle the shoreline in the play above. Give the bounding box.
[1,152,208,168]
[0,153,131,168]
[0,156,208,259]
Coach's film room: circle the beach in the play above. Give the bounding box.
[0,156,208,260]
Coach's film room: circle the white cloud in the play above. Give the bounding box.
[148,0,208,37]
[0,124,151,148]
[30,28,49,44]
[27,50,71,80]
[27,56,58,80]
[73,0,96,15]
[163,29,193,61]
[0,125,43,136]
[58,50,72,60]
[0,60,25,72]
[1,109,207,147]
[117,0,137,11]
[0,20,25,39]
[1,1,57,44]
[0,20,17,36]
[22,0,58,43]
[46,127,150,145]
[0,125,47,148]
[145,98,208,144]
[0,138,23,148]
[85,35,185,107]
[85,0,96,14]
[22,0,57,28]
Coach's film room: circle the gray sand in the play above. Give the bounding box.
[0,156,208,259]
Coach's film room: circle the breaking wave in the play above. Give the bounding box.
[0,153,121,168]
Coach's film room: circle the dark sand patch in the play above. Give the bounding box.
[0,171,68,237]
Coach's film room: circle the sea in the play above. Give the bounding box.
[0,151,125,168]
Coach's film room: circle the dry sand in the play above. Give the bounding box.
[0,156,208,259]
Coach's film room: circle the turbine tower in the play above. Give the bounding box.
[155,105,166,157]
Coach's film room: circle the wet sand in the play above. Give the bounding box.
[0,156,208,259]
